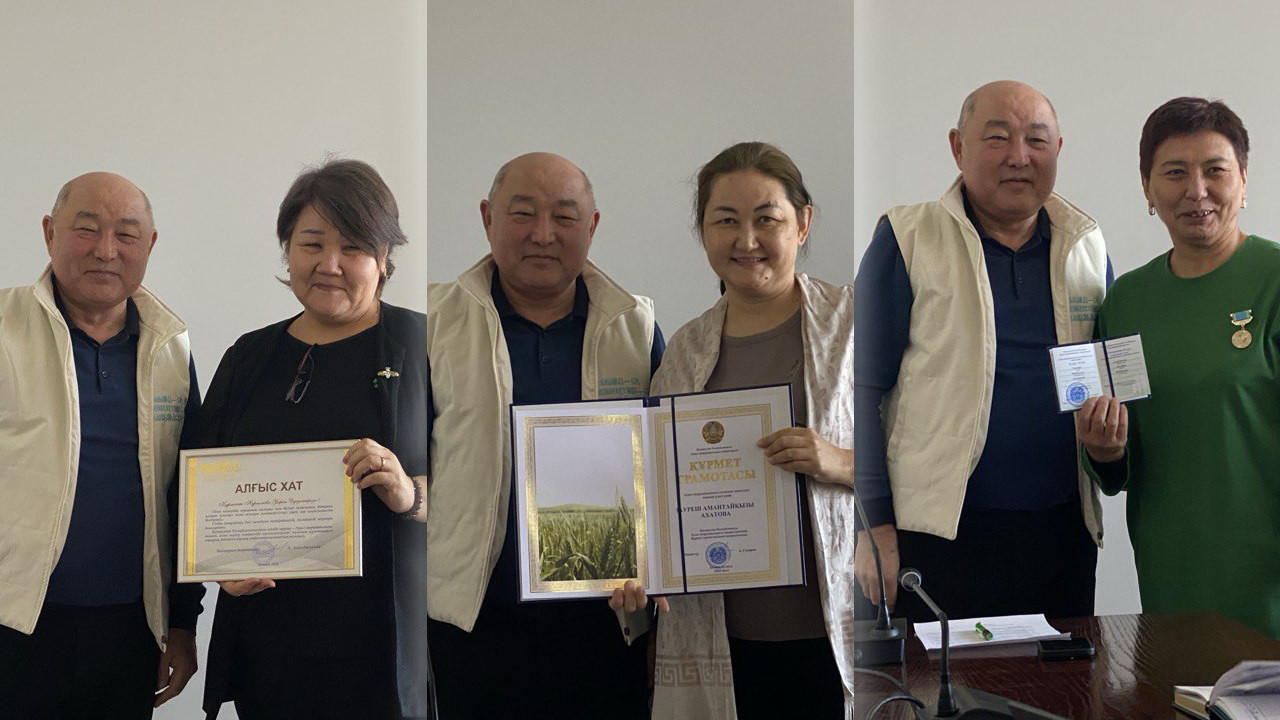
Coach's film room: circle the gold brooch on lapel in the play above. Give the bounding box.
[373,366,400,388]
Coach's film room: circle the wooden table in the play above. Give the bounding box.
[854,612,1280,720]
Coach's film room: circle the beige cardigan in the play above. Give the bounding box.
[425,255,656,631]
[647,274,856,719]
[0,268,191,648]
[881,177,1109,542]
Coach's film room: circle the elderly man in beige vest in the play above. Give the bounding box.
[0,173,203,718]
[425,152,664,719]
[854,81,1114,624]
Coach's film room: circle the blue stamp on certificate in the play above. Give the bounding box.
[706,542,730,568]
[1066,382,1088,407]
[253,540,278,565]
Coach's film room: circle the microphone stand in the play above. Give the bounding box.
[899,568,1070,720]
[853,492,907,666]
[899,569,956,715]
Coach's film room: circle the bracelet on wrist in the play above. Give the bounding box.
[397,475,423,521]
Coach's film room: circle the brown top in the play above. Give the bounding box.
[706,310,826,641]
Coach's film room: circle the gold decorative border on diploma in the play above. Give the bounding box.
[655,404,782,587]
[523,414,648,595]
[179,441,360,581]
[343,466,355,570]
[186,456,198,576]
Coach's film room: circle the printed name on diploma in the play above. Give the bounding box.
[684,501,758,519]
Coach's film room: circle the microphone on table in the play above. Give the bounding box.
[899,567,957,715]
[852,491,908,666]
[899,568,1070,720]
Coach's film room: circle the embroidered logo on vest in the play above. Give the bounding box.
[597,376,644,399]
[1069,295,1102,323]
[154,394,187,423]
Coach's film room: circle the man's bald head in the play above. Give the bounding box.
[51,172,153,223]
[948,80,1063,235]
[487,152,595,208]
[956,80,1059,134]
[42,171,159,321]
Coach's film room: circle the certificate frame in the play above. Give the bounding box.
[509,384,806,601]
[521,414,649,595]
[177,439,363,582]
[654,403,782,590]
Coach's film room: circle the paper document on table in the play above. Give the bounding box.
[914,613,1069,651]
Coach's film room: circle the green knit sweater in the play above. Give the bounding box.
[1086,235,1280,639]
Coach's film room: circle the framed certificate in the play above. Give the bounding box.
[177,440,363,582]
[509,385,806,601]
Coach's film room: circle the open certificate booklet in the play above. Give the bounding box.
[509,384,807,601]
[1048,334,1151,412]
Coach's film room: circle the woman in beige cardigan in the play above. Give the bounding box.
[614,142,856,719]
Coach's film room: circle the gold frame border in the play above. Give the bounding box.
[655,404,782,587]
[180,440,360,581]
[523,414,648,594]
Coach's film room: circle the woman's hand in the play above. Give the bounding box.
[758,427,854,486]
[1075,396,1128,463]
[608,580,669,614]
[344,438,416,514]
[219,578,276,597]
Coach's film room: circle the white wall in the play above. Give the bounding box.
[1,3,426,718]
[852,0,1280,615]
[426,0,857,334]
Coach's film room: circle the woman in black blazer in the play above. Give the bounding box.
[198,160,432,720]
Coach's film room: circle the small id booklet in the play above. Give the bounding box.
[1047,334,1151,413]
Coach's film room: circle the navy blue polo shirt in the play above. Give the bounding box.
[484,271,664,603]
[854,191,1113,528]
[45,283,200,608]
[424,271,665,607]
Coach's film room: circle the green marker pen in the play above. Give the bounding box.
[975,622,994,641]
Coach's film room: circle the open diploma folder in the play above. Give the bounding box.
[509,384,806,601]
[1048,334,1151,412]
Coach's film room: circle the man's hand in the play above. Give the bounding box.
[219,578,275,597]
[608,580,669,614]
[1075,395,1128,463]
[758,427,854,486]
[855,523,899,610]
[154,627,197,707]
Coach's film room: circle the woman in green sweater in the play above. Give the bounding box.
[1078,97,1280,639]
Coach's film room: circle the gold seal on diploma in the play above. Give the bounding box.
[702,421,725,444]
[1230,309,1253,349]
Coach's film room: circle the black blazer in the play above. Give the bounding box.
[198,302,433,720]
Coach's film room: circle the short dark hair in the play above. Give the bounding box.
[1140,97,1249,179]
[694,141,813,245]
[277,159,407,282]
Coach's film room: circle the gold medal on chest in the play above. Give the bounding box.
[1229,309,1253,349]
